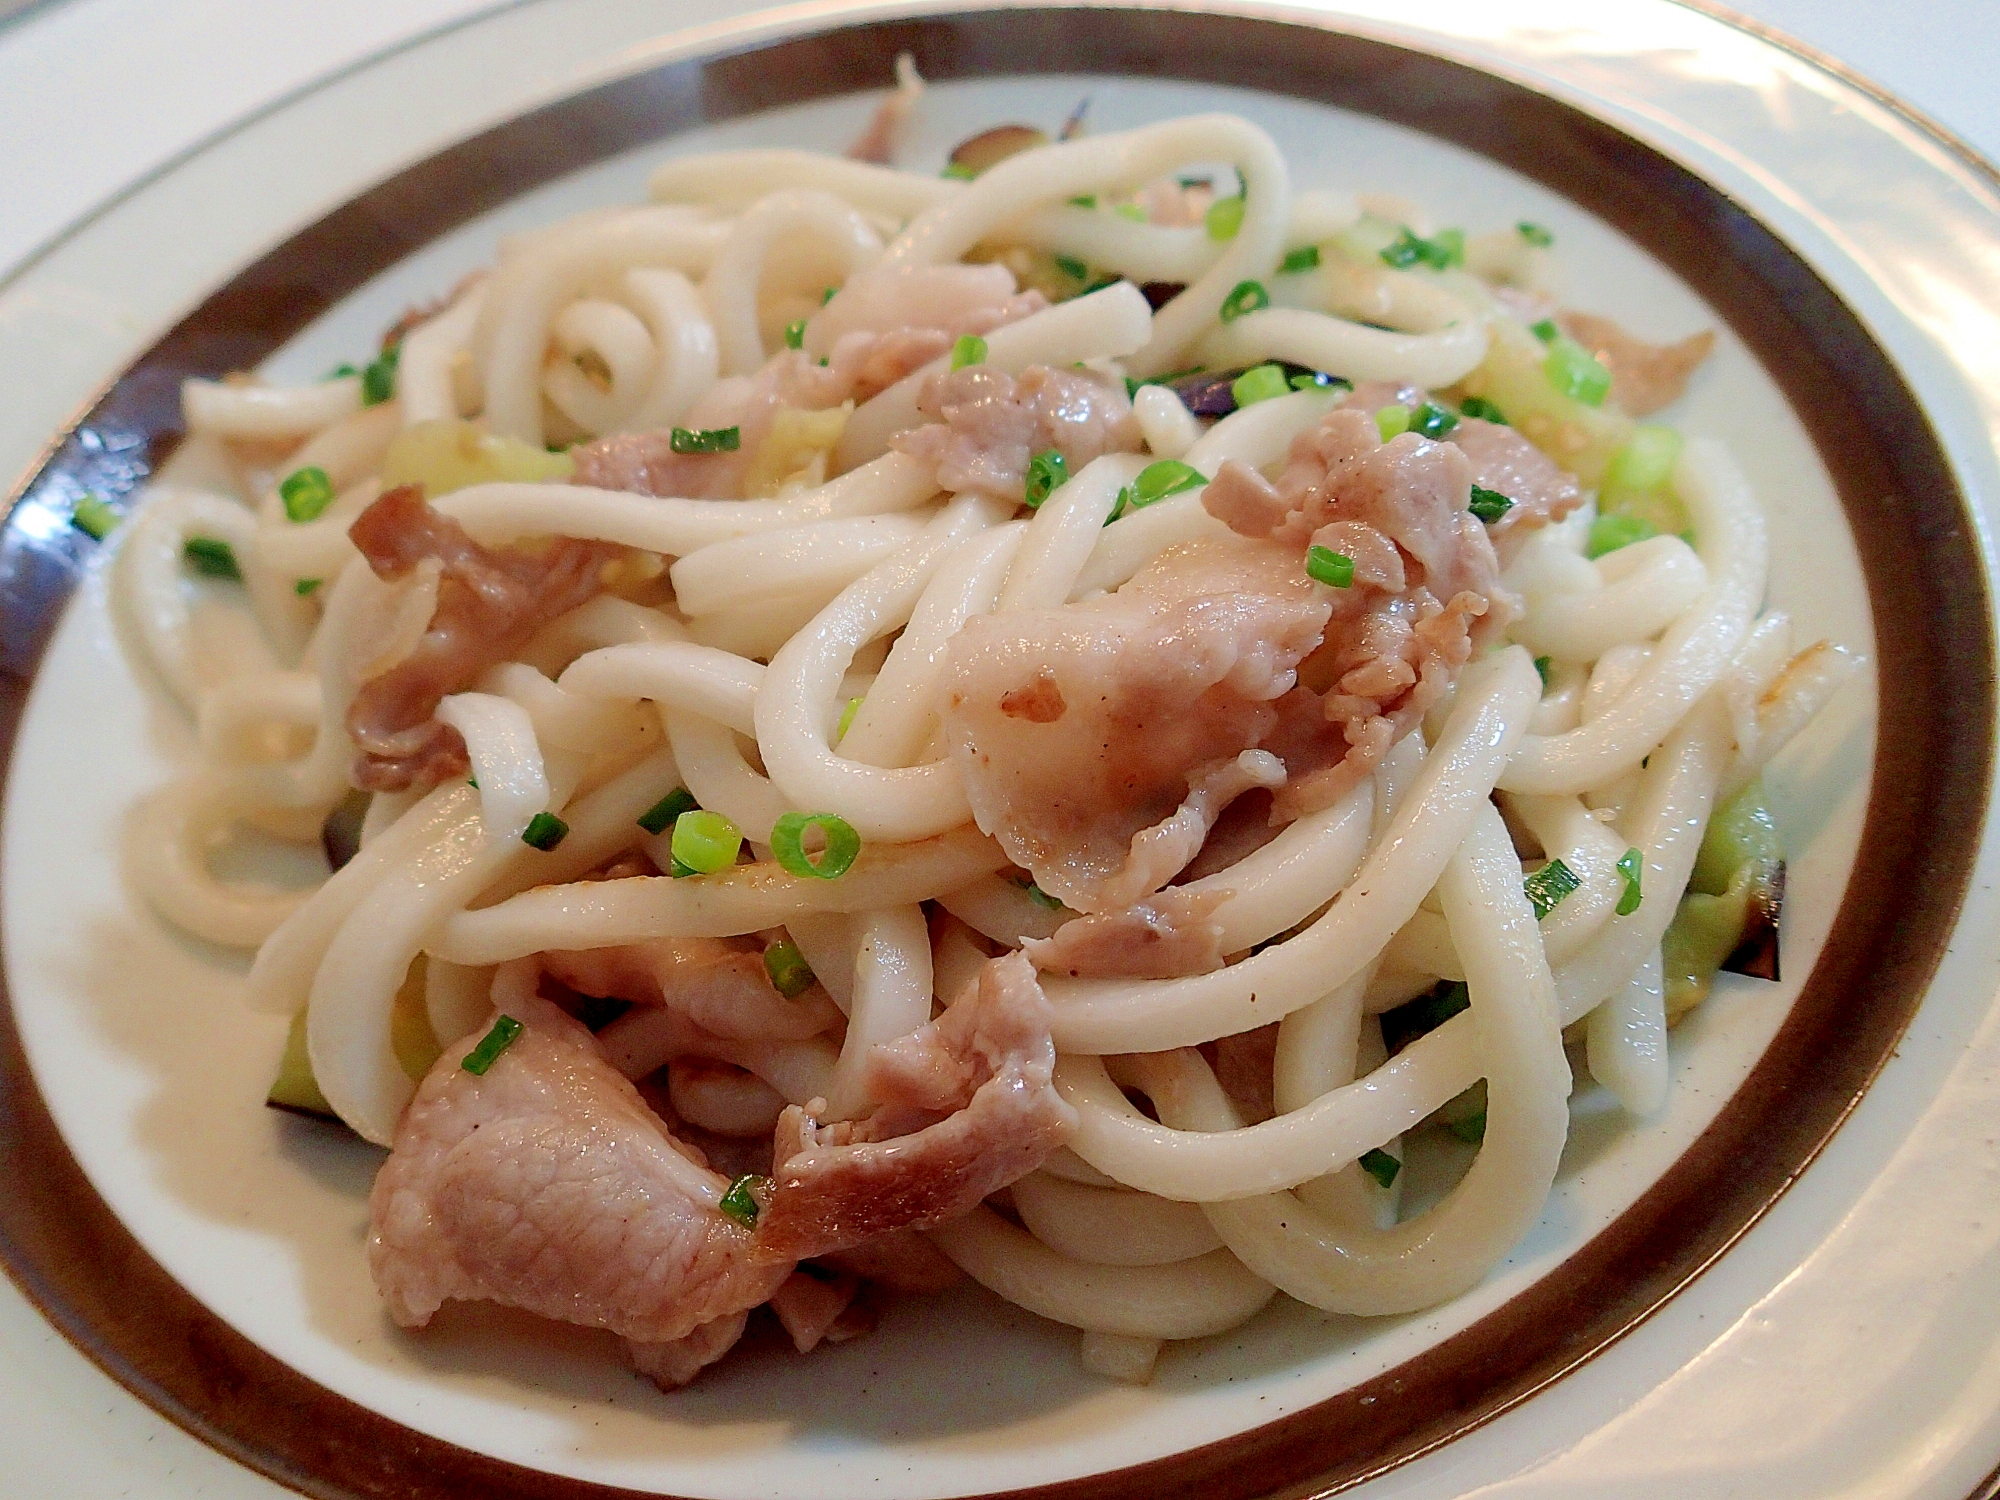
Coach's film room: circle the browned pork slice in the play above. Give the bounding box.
[1557,311,1715,417]
[627,1310,749,1391]
[1023,886,1229,979]
[892,363,1142,503]
[345,486,619,790]
[769,1269,875,1353]
[941,535,1329,911]
[368,995,793,1348]
[540,938,841,1042]
[753,952,1076,1261]
[820,1228,963,1292]
[1203,406,1513,817]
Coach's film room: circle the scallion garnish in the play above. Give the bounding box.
[461,1014,524,1075]
[1115,202,1148,223]
[942,162,977,181]
[1024,449,1069,509]
[837,695,863,741]
[184,537,241,580]
[1408,400,1459,440]
[783,319,806,350]
[1524,857,1581,919]
[1533,655,1552,688]
[670,809,742,875]
[360,345,400,406]
[1290,370,1342,391]
[1279,244,1321,274]
[1053,253,1089,281]
[1205,195,1245,242]
[821,286,839,306]
[1111,459,1207,521]
[950,334,988,371]
[295,577,322,597]
[1469,484,1515,523]
[1517,221,1554,248]
[718,1173,767,1228]
[670,425,741,455]
[1586,511,1658,559]
[637,786,698,836]
[1068,193,1097,209]
[763,938,816,999]
[1543,336,1613,406]
[1615,847,1644,916]
[1230,364,1289,408]
[70,493,118,540]
[1218,279,1269,323]
[1447,1110,1487,1144]
[1605,424,1682,493]
[1306,545,1354,588]
[1374,405,1411,441]
[1359,1148,1402,1190]
[279,465,335,523]
[771,811,861,880]
[1530,318,1560,343]
[1380,226,1464,271]
[521,811,569,851]
[1021,879,1064,911]
[327,362,358,381]
[1458,395,1507,424]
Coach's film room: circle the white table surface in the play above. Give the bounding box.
[1,2,1997,1497]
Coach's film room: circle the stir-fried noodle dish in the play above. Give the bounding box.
[106,69,1859,1390]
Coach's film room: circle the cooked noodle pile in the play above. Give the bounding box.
[112,76,1858,1388]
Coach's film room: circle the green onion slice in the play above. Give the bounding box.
[1374,405,1412,442]
[183,537,242,580]
[1306,545,1355,588]
[1068,193,1097,208]
[1615,847,1644,916]
[1530,317,1560,343]
[1290,371,1343,391]
[1543,336,1613,406]
[1524,857,1581,919]
[1053,253,1089,281]
[1458,395,1508,424]
[837,696,863,741]
[669,426,742,455]
[295,577,322,597]
[1447,1110,1487,1144]
[783,318,806,350]
[360,345,400,406]
[521,811,569,851]
[821,285,839,306]
[1279,243,1321,274]
[1380,226,1465,271]
[1218,279,1269,323]
[1605,424,1682,493]
[1230,364,1289,408]
[1358,1148,1402,1190]
[771,811,861,880]
[942,162,977,181]
[279,465,336,523]
[671,809,743,875]
[719,1173,768,1227]
[1533,655,1552,688]
[1205,195,1246,242]
[636,786,698,836]
[1408,400,1460,440]
[1468,484,1515,523]
[1114,202,1148,223]
[461,1014,524,1076]
[763,938,816,999]
[1020,878,1064,911]
[70,493,118,540]
[1586,511,1658,559]
[951,334,988,370]
[1024,449,1069,509]
[1116,459,1207,518]
[1517,221,1554,248]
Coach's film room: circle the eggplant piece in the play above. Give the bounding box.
[1661,778,1786,1022]
[320,787,370,872]
[947,124,1048,177]
[265,955,445,1128]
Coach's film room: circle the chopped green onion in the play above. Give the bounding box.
[70,493,118,540]
[1083,273,1123,295]
[669,426,741,455]
[1517,221,1554,248]
[327,362,358,381]
[1021,879,1064,911]
[461,1014,524,1075]
[1380,226,1464,271]
[771,811,861,880]
[1374,404,1412,441]
[521,812,569,851]
[1534,655,1552,688]
[1586,511,1658,559]
[1306,544,1355,588]
[1605,424,1682,493]
[637,786,698,836]
[1380,980,1469,1054]
[783,319,806,350]
[837,696,863,741]
[1068,193,1098,208]
[942,162,977,181]
[279,465,335,523]
[951,334,988,371]
[671,809,743,875]
[719,1173,767,1227]
[1359,1148,1402,1190]
[1218,279,1269,323]
[1616,847,1644,916]
[1468,484,1515,523]
[295,577,322,596]
[1230,364,1290,408]
[1447,1110,1487,1144]
[1205,195,1245,241]
[1279,244,1321,274]
[1290,371,1343,391]
[183,537,241,580]
[360,345,400,406]
[821,286,839,305]
[1408,400,1459,440]
[1120,459,1207,513]
[1053,253,1089,281]
[1115,202,1148,222]
[1530,318,1560,343]
[1458,395,1508,424]
[763,938,816,999]
[1543,336,1613,406]
[1524,857,1581,919]
[1024,449,1069,509]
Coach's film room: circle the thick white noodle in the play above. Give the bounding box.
[649,150,954,219]
[182,376,362,440]
[434,692,549,842]
[1587,945,1669,1116]
[398,287,486,425]
[824,905,933,1118]
[703,190,883,375]
[1508,534,1708,661]
[1197,306,1489,389]
[670,512,933,617]
[1012,1172,1224,1266]
[995,453,1147,611]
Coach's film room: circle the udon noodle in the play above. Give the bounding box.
[108,73,1858,1389]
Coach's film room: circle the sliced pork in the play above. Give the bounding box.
[769,1268,873,1353]
[1557,311,1714,417]
[753,952,1076,1260]
[627,1311,749,1391]
[892,363,1142,503]
[1023,886,1229,979]
[541,938,841,1043]
[368,995,793,1347]
[345,486,619,790]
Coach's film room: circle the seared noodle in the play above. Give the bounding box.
[111,72,1859,1387]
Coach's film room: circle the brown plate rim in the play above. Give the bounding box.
[0,7,1993,1499]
